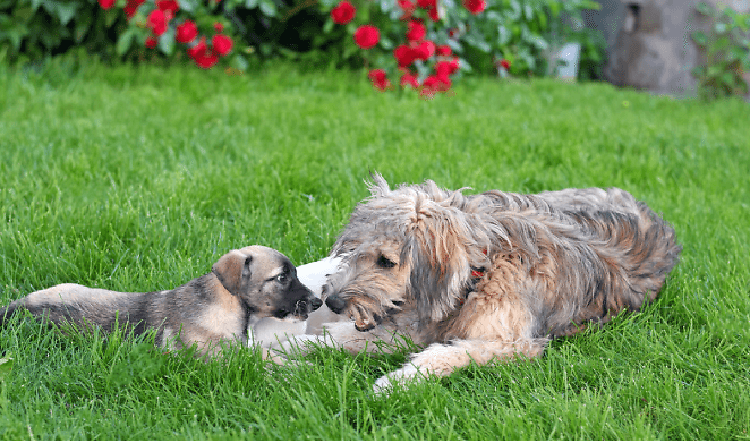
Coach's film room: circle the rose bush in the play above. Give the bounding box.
[103,0,238,69]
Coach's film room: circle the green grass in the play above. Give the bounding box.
[1,60,749,440]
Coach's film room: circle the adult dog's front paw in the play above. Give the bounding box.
[373,364,422,394]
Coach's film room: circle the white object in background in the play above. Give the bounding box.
[553,42,581,81]
[248,256,345,348]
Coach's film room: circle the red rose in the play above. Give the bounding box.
[353,25,380,50]
[212,34,233,57]
[406,21,426,42]
[400,72,419,89]
[145,36,157,49]
[214,22,224,33]
[413,40,435,60]
[331,1,356,25]
[176,20,198,44]
[416,0,435,8]
[147,9,168,36]
[435,59,459,78]
[187,37,207,59]
[394,44,416,67]
[187,37,219,68]
[368,69,391,91]
[436,44,451,56]
[499,59,511,70]
[124,0,145,18]
[195,52,219,68]
[98,0,115,10]
[427,6,439,21]
[463,0,485,14]
[156,0,179,15]
[397,0,415,19]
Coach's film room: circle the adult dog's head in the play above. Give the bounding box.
[324,174,495,331]
[212,246,322,319]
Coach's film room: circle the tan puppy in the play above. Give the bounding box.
[0,246,322,357]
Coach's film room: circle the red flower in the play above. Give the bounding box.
[145,36,157,49]
[156,0,179,14]
[400,72,419,89]
[188,37,219,69]
[413,40,435,60]
[416,0,435,9]
[368,69,391,91]
[124,0,145,18]
[499,59,511,70]
[397,0,415,19]
[214,22,224,33]
[353,25,380,50]
[97,0,115,10]
[463,0,486,14]
[195,52,219,68]
[427,6,440,21]
[147,9,168,36]
[394,44,416,67]
[436,44,451,56]
[435,59,459,78]
[406,21,426,42]
[212,34,233,57]
[187,37,207,59]
[176,20,198,44]
[331,1,356,25]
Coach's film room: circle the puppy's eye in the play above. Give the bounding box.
[276,273,289,283]
[376,255,396,268]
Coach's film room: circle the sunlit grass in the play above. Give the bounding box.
[0,60,748,439]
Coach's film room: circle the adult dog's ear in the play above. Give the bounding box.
[212,250,251,296]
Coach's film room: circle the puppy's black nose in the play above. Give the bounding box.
[311,297,323,311]
[325,295,346,314]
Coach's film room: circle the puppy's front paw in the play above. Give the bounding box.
[373,364,421,394]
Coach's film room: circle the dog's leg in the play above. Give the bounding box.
[373,338,548,392]
[374,281,548,392]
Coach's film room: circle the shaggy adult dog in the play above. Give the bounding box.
[311,174,681,391]
[0,246,322,357]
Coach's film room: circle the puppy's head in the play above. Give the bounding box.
[212,246,322,319]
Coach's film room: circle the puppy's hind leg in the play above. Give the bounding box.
[373,338,548,393]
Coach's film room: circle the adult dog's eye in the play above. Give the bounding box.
[376,255,396,268]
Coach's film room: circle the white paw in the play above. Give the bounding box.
[373,365,421,394]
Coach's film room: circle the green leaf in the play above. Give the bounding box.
[258,0,276,16]
[178,0,198,12]
[230,53,249,71]
[721,71,735,86]
[696,1,713,16]
[158,28,175,55]
[323,19,334,34]
[56,1,79,26]
[104,7,119,27]
[692,31,708,46]
[74,8,92,43]
[116,29,135,56]
[244,0,257,9]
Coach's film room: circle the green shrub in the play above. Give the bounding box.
[692,1,750,100]
[0,0,605,82]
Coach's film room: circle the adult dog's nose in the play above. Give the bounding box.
[325,295,347,314]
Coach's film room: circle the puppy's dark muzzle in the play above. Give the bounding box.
[291,295,323,319]
[325,295,347,315]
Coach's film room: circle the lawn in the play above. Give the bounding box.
[0,61,748,440]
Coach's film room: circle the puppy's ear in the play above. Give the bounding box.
[212,251,252,296]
